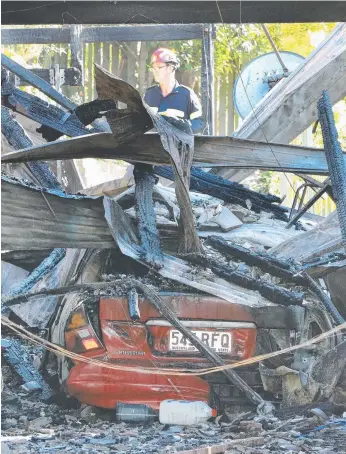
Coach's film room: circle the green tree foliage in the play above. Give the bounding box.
[266,23,336,57]
[214,24,273,81]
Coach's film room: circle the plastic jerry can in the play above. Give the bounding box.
[116,403,157,423]
[159,400,216,426]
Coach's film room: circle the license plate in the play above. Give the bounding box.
[169,330,232,353]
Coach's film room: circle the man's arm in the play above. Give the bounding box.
[188,90,204,133]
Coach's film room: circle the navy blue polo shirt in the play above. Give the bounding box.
[144,81,203,133]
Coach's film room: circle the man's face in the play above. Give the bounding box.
[151,63,174,83]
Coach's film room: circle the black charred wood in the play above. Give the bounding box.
[3,81,98,138]
[207,236,308,286]
[186,254,304,306]
[2,53,76,111]
[301,271,345,325]
[74,99,117,126]
[1,106,61,190]
[1,337,53,401]
[318,90,346,253]
[134,163,163,269]
[36,124,64,142]
[154,166,288,221]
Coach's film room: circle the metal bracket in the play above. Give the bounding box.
[286,176,333,229]
[14,75,21,87]
[49,68,55,85]
[59,68,66,87]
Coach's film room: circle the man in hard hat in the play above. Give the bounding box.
[144,48,204,133]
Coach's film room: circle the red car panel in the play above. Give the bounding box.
[65,294,257,409]
[67,362,210,410]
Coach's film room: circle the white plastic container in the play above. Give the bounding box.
[159,400,216,426]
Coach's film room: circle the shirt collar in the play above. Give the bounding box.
[156,80,180,95]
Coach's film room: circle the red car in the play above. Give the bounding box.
[54,289,329,412]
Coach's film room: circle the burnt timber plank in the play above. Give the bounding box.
[70,25,84,87]
[1,106,61,190]
[2,2,345,24]
[2,132,345,175]
[2,250,54,272]
[217,22,346,182]
[1,178,115,251]
[1,28,71,44]
[4,86,96,138]
[1,25,204,45]
[201,24,214,135]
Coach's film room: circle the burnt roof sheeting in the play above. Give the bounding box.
[2,2,346,25]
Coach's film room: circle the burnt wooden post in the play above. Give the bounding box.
[70,24,84,103]
[70,24,84,86]
[112,43,120,76]
[201,24,215,135]
[94,42,102,99]
[1,105,61,190]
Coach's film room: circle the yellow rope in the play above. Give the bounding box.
[2,316,345,377]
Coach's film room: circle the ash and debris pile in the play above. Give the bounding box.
[2,363,346,454]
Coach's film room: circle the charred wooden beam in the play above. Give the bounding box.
[2,131,342,175]
[1,25,204,45]
[154,166,288,220]
[2,105,32,150]
[1,106,61,190]
[2,53,76,111]
[2,279,125,307]
[318,90,346,253]
[134,164,163,269]
[1,338,53,401]
[1,250,54,272]
[186,253,304,306]
[74,99,116,127]
[150,116,202,254]
[6,249,66,298]
[201,24,214,135]
[2,2,345,25]
[207,236,307,286]
[3,83,98,138]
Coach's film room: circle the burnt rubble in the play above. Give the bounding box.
[2,49,346,454]
[2,361,346,454]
